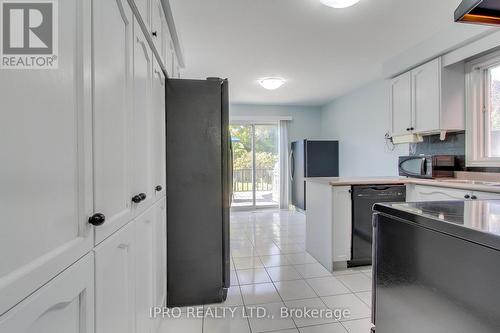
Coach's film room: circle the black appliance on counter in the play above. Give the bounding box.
[166,78,232,306]
[291,140,339,210]
[398,155,455,179]
[348,185,406,267]
[372,200,500,333]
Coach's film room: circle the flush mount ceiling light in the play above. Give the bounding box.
[320,0,361,8]
[259,77,286,90]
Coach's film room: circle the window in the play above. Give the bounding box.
[466,49,500,166]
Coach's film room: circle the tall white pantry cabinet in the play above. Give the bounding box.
[0,0,176,331]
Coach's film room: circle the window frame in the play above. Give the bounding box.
[466,49,500,167]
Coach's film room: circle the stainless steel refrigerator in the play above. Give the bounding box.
[291,140,339,210]
[166,77,232,306]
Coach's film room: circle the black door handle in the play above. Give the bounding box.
[88,213,106,226]
[155,185,163,192]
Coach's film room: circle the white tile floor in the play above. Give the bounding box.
[159,209,374,333]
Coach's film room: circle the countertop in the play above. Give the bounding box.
[374,200,500,251]
[306,176,500,194]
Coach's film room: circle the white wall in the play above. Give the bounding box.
[321,80,408,177]
[230,104,322,144]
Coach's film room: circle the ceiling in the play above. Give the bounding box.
[169,0,463,106]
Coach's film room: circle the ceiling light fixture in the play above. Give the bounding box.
[259,77,286,90]
[320,0,361,9]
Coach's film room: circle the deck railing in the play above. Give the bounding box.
[233,168,274,192]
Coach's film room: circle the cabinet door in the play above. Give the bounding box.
[135,207,156,333]
[94,222,135,333]
[0,253,94,333]
[0,0,93,315]
[151,0,164,63]
[412,58,441,133]
[152,57,166,199]
[132,20,154,215]
[165,40,174,78]
[93,0,134,245]
[472,191,500,200]
[414,185,470,201]
[154,198,167,308]
[391,72,412,136]
[133,0,150,28]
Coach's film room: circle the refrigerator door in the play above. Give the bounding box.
[291,140,305,210]
[220,79,231,293]
[166,78,225,306]
[305,140,339,177]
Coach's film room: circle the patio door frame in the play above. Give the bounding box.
[230,121,280,211]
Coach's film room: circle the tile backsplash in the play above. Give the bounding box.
[409,131,466,170]
[410,131,465,156]
[409,131,500,173]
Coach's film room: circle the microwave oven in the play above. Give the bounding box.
[398,155,455,179]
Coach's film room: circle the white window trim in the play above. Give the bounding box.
[466,49,500,167]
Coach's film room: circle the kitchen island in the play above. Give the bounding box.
[372,200,500,333]
[305,174,500,272]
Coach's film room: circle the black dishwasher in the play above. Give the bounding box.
[348,185,406,267]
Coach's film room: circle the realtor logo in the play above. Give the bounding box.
[1,0,58,69]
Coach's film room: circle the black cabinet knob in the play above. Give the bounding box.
[88,213,106,226]
[406,128,410,131]
[132,195,142,203]
[155,185,163,192]
[471,195,478,200]
[410,127,415,130]
[138,193,147,201]
[152,31,158,37]
[464,194,470,199]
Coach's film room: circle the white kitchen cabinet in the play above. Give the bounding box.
[153,198,167,310]
[132,20,155,215]
[390,58,465,136]
[0,0,93,316]
[306,182,351,272]
[94,222,135,333]
[132,0,151,29]
[471,191,500,200]
[93,0,135,245]
[409,185,470,201]
[152,57,167,199]
[165,40,174,78]
[412,59,441,133]
[135,207,155,333]
[391,72,413,136]
[0,253,94,333]
[151,0,165,64]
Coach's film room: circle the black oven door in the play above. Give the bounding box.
[399,156,429,178]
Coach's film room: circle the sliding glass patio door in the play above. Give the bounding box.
[230,124,279,209]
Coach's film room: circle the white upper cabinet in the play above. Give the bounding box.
[391,72,412,136]
[94,222,135,333]
[391,57,465,136]
[133,0,151,29]
[132,19,154,215]
[152,57,166,198]
[151,0,165,64]
[412,59,441,133]
[93,0,135,245]
[0,254,94,333]
[0,0,93,315]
